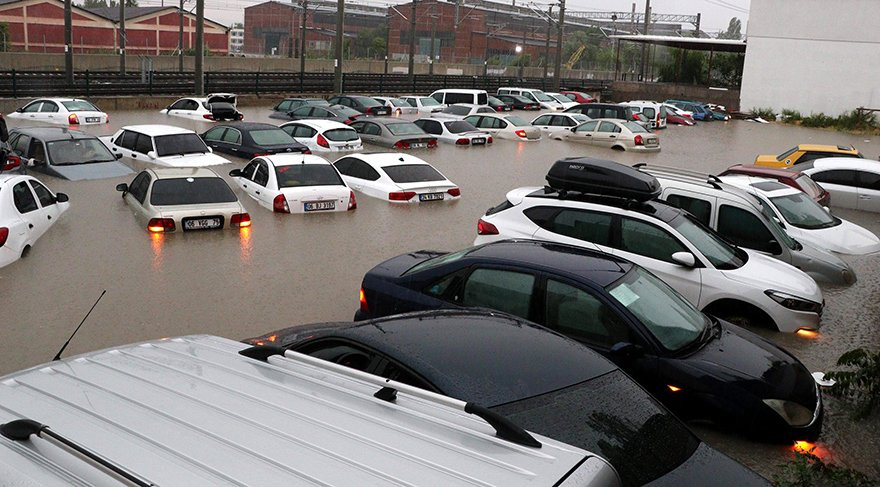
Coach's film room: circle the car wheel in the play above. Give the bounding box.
[704,300,778,331]
[612,145,625,151]
[20,245,30,258]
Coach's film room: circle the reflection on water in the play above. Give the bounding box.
[150,232,164,270]
[239,227,252,264]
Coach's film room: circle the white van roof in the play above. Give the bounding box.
[0,335,616,486]
[430,89,488,94]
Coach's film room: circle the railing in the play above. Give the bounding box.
[0,70,611,98]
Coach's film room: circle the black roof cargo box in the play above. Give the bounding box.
[546,157,661,202]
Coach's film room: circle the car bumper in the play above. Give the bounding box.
[0,246,20,268]
[629,145,661,152]
[766,303,822,333]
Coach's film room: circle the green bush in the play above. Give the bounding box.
[751,107,777,120]
[801,112,836,127]
[835,109,878,131]
[826,348,880,418]
[774,448,876,487]
[780,109,802,121]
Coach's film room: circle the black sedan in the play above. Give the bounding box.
[5,127,132,180]
[487,95,513,112]
[352,240,823,442]
[285,104,365,125]
[326,95,391,116]
[269,97,329,120]
[201,122,309,159]
[495,94,541,110]
[248,309,768,487]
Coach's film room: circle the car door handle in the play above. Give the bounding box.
[609,135,616,138]
[28,223,33,229]
[255,190,261,195]
[859,195,871,199]
[131,154,137,158]
[242,184,248,188]
[47,215,51,220]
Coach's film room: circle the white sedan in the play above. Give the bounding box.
[229,154,355,214]
[530,113,591,137]
[159,93,243,122]
[0,174,69,268]
[103,125,230,167]
[400,96,445,114]
[463,114,542,141]
[413,118,492,146]
[116,167,250,233]
[432,104,497,120]
[280,119,363,153]
[7,98,108,125]
[373,97,419,115]
[545,92,579,110]
[333,153,459,203]
[798,157,880,212]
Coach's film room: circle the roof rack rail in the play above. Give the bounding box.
[632,163,724,190]
[239,345,542,448]
[541,185,658,213]
[1,419,157,487]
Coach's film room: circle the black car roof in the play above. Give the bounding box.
[315,310,618,406]
[10,126,95,141]
[527,187,686,224]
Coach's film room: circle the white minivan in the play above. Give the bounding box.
[622,100,667,129]
[497,87,564,110]
[429,89,489,106]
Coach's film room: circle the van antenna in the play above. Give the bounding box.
[53,290,106,361]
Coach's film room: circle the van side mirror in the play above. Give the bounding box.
[54,193,69,203]
[116,183,128,192]
[229,169,243,177]
[671,251,697,267]
[768,240,782,255]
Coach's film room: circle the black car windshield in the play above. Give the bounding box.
[155,133,209,156]
[382,164,444,183]
[275,164,343,188]
[62,100,99,112]
[770,193,840,229]
[324,128,359,142]
[250,128,296,146]
[385,122,425,136]
[46,138,115,165]
[668,214,746,270]
[607,267,708,351]
[493,371,700,487]
[444,121,478,133]
[150,177,237,205]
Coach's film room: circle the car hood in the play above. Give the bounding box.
[155,153,229,167]
[45,161,134,181]
[793,239,856,285]
[646,443,769,486]
[723,249,822,302]
[796,219,880,255]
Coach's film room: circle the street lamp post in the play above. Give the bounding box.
[515,44,523,78]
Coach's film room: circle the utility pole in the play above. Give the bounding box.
[300,0,307,75]
[452,0,459,64]
[552,0,564,90]
[119,0,126,73]
[639,0,650,81]
[384,13,390,74]
[178,0,184,71]
[694,13,701,37]
[543,5,552,80]
[429,8,436,75]
[408,0,417,84]
[334,0,343,93]
[64,0,72,83]
[194,0,204,95]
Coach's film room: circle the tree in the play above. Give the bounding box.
[0,22,9,52]
[717,17,742,40]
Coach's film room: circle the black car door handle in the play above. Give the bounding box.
[47,215,51,220]
[28,223,33,229]
[609,135,616,138]
[255,190,261,195]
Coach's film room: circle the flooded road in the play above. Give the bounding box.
[2,104,879,480]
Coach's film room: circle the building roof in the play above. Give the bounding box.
[610,34,746,53]
[84,5,166,21]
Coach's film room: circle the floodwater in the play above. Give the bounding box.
[2,104,879,481]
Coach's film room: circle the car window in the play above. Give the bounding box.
[381,164,444,183]
[134,133,153,154]
[128,171,150,204]
[241,160,259,180]
[294,125,318,138]
[291,106,313,116]
[623,121,648,133]
[619,217,687,263]
[154,133,209,157]
[150,177,237,205]
[62,100,98,112]
[717,205,778,254]
[348,159,381,181]
[119,130,137,150]
[363,123,383,136]
[386,122,424,136]
[22,101,42,113]
[463,116,481,127]
[275,164,343,187]
[585,107,602,118]
[664,194,711,226]
[444,121,477,134]
[532,115,552,125]
[39,102,59,113]
[324,128,358,142]
[12,134,31,156]
[575,121,599,133]
[29,180,55,207]
[12,182,38,213]
[374,358,435,390]
[859,171,880,190]
[276,100,292,111]
[770,192,839,229]
[544,279,632,348]
[168,99,190,110]
[250,128,294,145]
[28,139,46,163]
[46,138,115,165]
[810,169,857,187]
[430,93,444,103]
[253,162,270,187]
[221,128,241,144]
[641,107,656,119]
[460,268,535,319]
[535,208,613,246]
[415,119,441,135]
[203,127,226,142]
[444,105,470,116]
[597,121,620,133]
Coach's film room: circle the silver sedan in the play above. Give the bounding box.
[348,118,437,150]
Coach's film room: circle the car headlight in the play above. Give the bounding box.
[764,290,823,313]
[763,399,814,426]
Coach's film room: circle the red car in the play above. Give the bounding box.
[719,164,830,205]
[559,91,595,104]
[665,111,695,126]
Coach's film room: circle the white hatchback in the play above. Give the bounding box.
[159,93,243,121]
[7,98,108,125]
[104,125,230,167]
[413,118,493,146]
[463,114,542,141]
[400,95,445,114]
[333,152,460,203]
[798,157,880,213]
[280,119,363,153]
[0,174,69,268]
[229,154,355,214]
[531,113,591,137]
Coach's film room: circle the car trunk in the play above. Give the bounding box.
[207,102,240,121]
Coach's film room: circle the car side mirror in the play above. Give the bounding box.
[610,342,643,360]
[28,158,44,166]
[54,193,69,203]
[115,152,123,160]
[671,251,697,267]
[116,183,128,192]
[823,206,831,214]
[207,146,213,153]
[16,108,24,113]
[768,240,782,255]
[147,151,157,160]
[570,127,576,132]
[229,168,243,177]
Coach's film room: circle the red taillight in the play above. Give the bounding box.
[147,218,175,233]
[359,287,368,312]
[2,154,21,171]
[447,187,461,197]
[302,149,312,154]
[316,133,330,148]
[273,194,290,213]
[427,139,437,148]
[477,219,498,235]
[68,113,79,125]
[388,191,416,201]
[487,136,493,144]
[634,134,644,145]
[347,190,357,210]
[393,140,411,149]
[202,114,214,120]
[0,227,8,247]
[455,138,470,145]
[515,130,527,138]
[231,213,251,228]
[496,106,503,112]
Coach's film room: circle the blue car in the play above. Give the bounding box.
[665,99,714,121]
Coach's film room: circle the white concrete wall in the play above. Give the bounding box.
[741,0,880,115]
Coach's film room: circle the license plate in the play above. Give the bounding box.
[647,138,658,144]
[304,201,336,211]
[411,143,426,148]
[472,138,486,145]
[183,217,221,230]
[377,109,389,115]
[419,193,444,202]
[85,117,100,123]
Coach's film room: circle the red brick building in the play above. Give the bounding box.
[0,0,229,54]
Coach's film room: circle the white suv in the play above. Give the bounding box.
[474,158,824,333]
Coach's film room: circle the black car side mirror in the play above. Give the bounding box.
[610,342,644,360]
[116,183,128,192]
[54,193,69,203]
[768,240,782,255]
[229,169,243,177]
[16,108,24,113]
[115,152,123,160]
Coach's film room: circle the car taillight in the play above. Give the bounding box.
[273,194,290,213]
[359,287,368,313]
[231,213,251,228]
[515,130,527,138]
[302,149,311,154]
[393,140,411,149]
[496,106,503,112]
[427,139,437,148]
[316,133,330,148]
[253,153,270,157]
[0,227,8,247]
[455,138,470,145]
[202,114,214,120]
[388,191,416,201]
[2,154,21,171]
[68,113,79,125]
[487,136,493,144]
[238,114,245,121]
[477,218,499,235]
[105,114,110,123]
[447,187,461,197]
[634,134,644,145]
[147,218,175,233]
[348,190,357,210]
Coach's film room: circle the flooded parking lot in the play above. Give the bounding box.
[2,103,879,481]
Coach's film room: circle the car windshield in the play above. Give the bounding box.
[770,192,840,229]
[62,100,99,112]
[493,370,700,487]
[623,121,648,133]
[332,106,361,117]
[549,94,569,103]
[532,91,553,102]
[389,98,412,107]
[668,214,746,270]
[420,97,441,106]
[385,122,425,136]
[488,96,503,104]
[795,174,824,199]
[755,198,799,249]
[382,164,444,183]
[275,164,343,188]
[444,121,478,133]
[150,177,237,205]
[46,138,115,165]
[155,133,209,156]
[354,97,382,107]
[324,128,359,142]
[571,114,591,123]
[250,128,296,145]
[403,247,474,275]
[607,267,709,351]
[504,116,530,127]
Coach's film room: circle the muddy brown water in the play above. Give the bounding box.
[2,105,879,480]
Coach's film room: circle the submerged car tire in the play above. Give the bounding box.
[703,299,777,331]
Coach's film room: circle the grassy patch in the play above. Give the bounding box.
[774,448,876,487]
[780,109,802,122]
[827,348,880,418]
[751,107,777,120]
[780,108,879,134]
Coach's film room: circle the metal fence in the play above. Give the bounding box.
[0,70,611,98]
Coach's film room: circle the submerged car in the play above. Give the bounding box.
[798,157,880,213]
[0,174,69,268]
[326,95,391,116]
[160,93,243,122]
[285,104,365,125]
[754,144,863,168]
[333,152,458,203]
[6,98,108,125]
[104,125,230,167]
[413,118,492,146]
[373,96,419,115]
[269,97,329,120]
[6,127,132,180]
[201,122,309,159]
[281,119,363,153]
[463,114,542,141]
[556,119,660,152]
[720,164,830,205]
[348,118,437,149]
